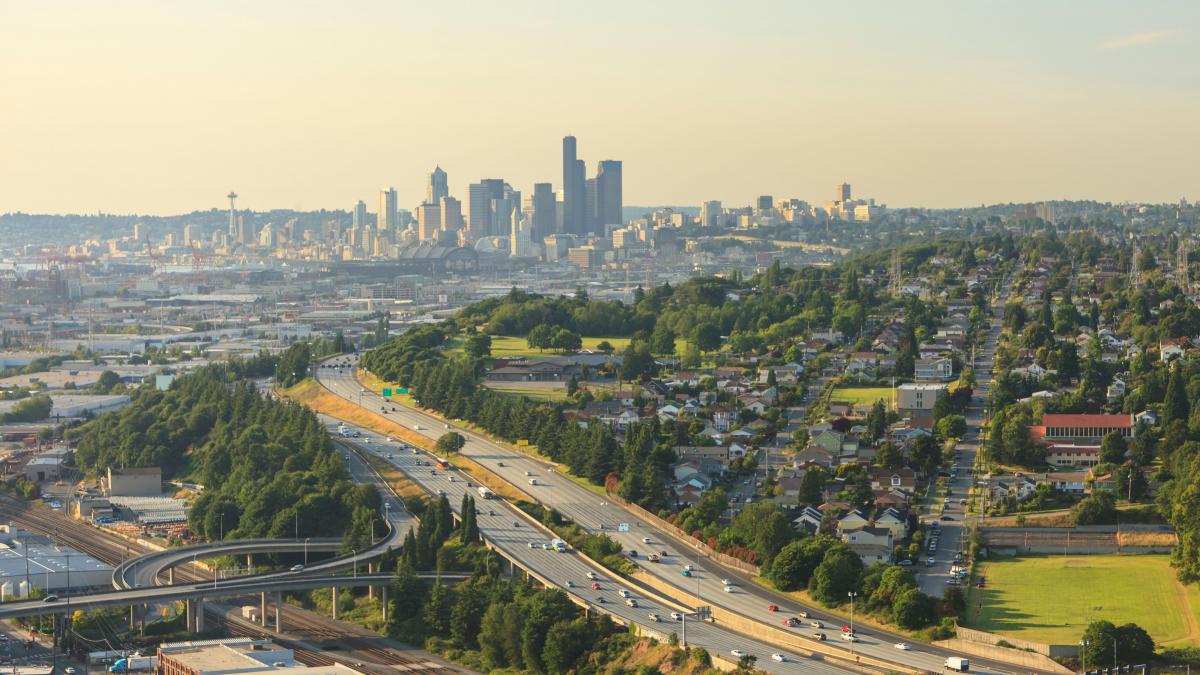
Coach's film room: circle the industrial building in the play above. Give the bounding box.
[106,466,163,496]
[0,524,113,596]
[156,639,359,675]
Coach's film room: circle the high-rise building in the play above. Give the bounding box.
[378,188,398,232]
[417,203,441,241]
[585,177,598,232]
[511,211,536,258]
[531,183,556,242]
[756,195,774,212]
[596,160,623,228]
[562,136,588,235]
[440,196,463,235]
[701,200,722,227]
[836,183,852,202]
[133,223,144,243]
[352,200,368,230]
[427,166,448,205]
[467,179,506,236]
[182,223,196,245]
[236,215,250,245]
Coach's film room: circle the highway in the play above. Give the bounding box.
[318,377,868,673]
[317,357,1028,675]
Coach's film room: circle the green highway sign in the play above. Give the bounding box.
[398,387,410,395]
[382,388,392,397]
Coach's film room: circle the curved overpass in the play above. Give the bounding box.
[112,538,344,589]
[0,572,468,621]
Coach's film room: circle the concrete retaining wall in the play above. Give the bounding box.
[953,624,1077,658]
[934,639,1074,675]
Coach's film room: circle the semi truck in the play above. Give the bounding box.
[109,657,157,672]
[945,657,969,672]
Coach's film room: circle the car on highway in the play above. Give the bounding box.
[290,564,305,572]
[730,649,746,658]
[927,557,936,565]
[618,589,630,598]
[811,632,826,641]
[497,461,505,466]
[720,578,731,585]
[684,564,693,571]
[597,596,605,603]
[797,610,808,618]
[809,620,823,628]
[767,604,779,612]
[591,582,600,590]
[625,598,638,607]
[528,542,538,549]
[723,584,733,592]
[783,618,798,627]
[43,595,59,602]
[895,642,911,650]
[841,633,859,642]
[641,537,651,544]
[587,571,597,580]
[649,613,660,622]
[771,653,786,663]
[670,612,683,621]
[682,570,692,577]
[566,580,574,588]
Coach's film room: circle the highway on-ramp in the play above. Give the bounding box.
[317,356,1028,675]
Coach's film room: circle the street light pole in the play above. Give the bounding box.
[1080,639,1088,674]
[847,591,858,656]
[304,538,310,566]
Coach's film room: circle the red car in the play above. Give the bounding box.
[590,582,600,590]
[767,604,779,612]
[783,618,798,627]
[841,625,853,633]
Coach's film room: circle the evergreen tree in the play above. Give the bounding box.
[1164,365,1189,426]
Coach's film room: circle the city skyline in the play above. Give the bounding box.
[2,1,1198,215]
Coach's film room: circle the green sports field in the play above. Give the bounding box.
[971,554,1200,646]
[448,335,634,358]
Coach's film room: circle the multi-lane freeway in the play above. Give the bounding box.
[317,353,1030,675]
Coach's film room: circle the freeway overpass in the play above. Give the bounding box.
[113,538,343,589]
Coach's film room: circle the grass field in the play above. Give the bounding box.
[448,335,635,358]
[970,554,1200,645]
[829,386,894,407]
[483,382,571,402]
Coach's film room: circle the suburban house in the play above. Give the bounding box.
[870,468,917,494]
[836,509,870,536]
[896,383,947,428]
[793,506,824,535]
[914,357,954,382]
[873,507,908,540]
[841,526,893,565]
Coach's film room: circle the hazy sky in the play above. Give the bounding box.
[2,1,1197,215]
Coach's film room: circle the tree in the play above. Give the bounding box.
[809,546,863,604]
[935,414,967,440]
[619,343,655,383]
[892,589,935,629]
[1164,365,1189,426]
[551,328,582,353]
[767,536,835,590]
[864,400,888,444]
[464,333,492,359]
[436,432,466,454]
[874,442,905,470]
[1072,490,1117,525]
[692,322,722,353]
[527,324,557,351]
[1080,620,1154,668]
[798,468,827,505]
[449,583,486,648]
[541,619,591,673]
[274,342,311,388]
[94,370,122,394]
[1100,431,1128,465]
[595,340,614,354]
[459,494,480,544]
[649,324,676,356]
[1114,462,1147,501]
[422,581,453,636]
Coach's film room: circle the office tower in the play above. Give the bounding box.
[511,211,535,258]
[531,183,556,242]
[378,188,398,232]
[182,223,195,245]
[757,195,773,211]
[467,179,506,236]
[427,166,448,205]
[701,200,722,227]
[258,222,276,248]
[440,196,463,235]
[491,186,519,237]
[596,160,623,227]
[837,183,851,202]
[133,223,144,243]
[417,203,441,241]
[562,136,588,235]
[352,200,368,229]
[236,215,251,245]
[585,178,598,232]
[227,191,238,237]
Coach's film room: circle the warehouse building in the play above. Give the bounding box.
[156,639,359,675]
[0,524,113,596]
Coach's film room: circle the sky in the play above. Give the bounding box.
[1,1,1197,215]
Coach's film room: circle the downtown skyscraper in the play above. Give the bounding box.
[562,135,587,235]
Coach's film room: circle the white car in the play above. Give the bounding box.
[641,537,651,544]
[730,649,746,658]
[894,643,911,651]
[618,589,630,598]
[587,571,598,580]
[771,653,786,662]
[723,585,734,593]
[720,578,731,585]
[649,613,661,622]
[841,633,859,642]
[670,612,683,621]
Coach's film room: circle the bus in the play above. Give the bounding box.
[434,458,452,471]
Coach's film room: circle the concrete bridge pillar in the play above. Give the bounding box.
[196,599,204,632]
[381,585,388,624]
[260,592,268,627]
[367,563,375,601]
[274,592,282,633]
[185,599,194,632]
[246,554,253,573]
[331,587,339,620]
